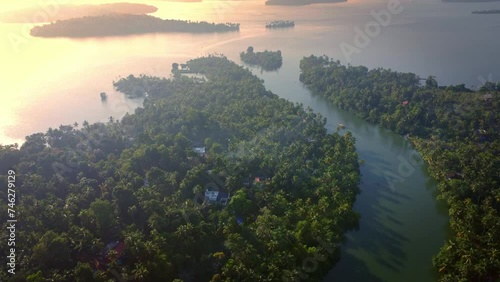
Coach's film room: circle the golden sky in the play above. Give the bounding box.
[1,0,168,12]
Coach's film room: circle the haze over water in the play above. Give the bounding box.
[0,1,498,280]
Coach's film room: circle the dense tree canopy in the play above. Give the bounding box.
[299,55,500,282]
[240,47,283,71]
[0,56,360,281]
[472,9,500,14]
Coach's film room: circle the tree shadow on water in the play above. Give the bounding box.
[385,214,404,226]
[324,165,413,281]
[323,252,385,282]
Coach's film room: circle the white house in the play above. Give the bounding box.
[194,147,206,155]
[204,189,230,206]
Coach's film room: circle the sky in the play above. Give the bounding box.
[0,0,244,11]
[0,0,395,145]
[1,0,371,12]
[0,1,252,19]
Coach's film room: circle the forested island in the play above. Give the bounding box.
[299,55,500,282]
[266,20,295,29]
[0,56,361,281]
[240,46,283,71]
[30,14,240,38]
[472,9,500,14]
[266,0,347,6]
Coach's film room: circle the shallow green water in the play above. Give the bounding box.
[255,59,449,282]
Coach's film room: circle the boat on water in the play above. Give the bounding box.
[338,123,345,129]
[100,92,108,101]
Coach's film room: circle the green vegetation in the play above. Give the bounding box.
[0,56,361,281]
[299,55,500,282]
[30,14,240,38]
[266,20,295,29]
[472,9,500,14]
[240,46,283,71]
[265,0,347,6]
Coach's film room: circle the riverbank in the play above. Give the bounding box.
[299,55,500,281]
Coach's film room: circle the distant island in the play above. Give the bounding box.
[266,20,295,29]
[266,0,346,6]
[472,9,500,14]
[30,14,240,37]
[443,0,500,2]
[100,92,108,101]
[240,46,283,71]
[0,3,157,23]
